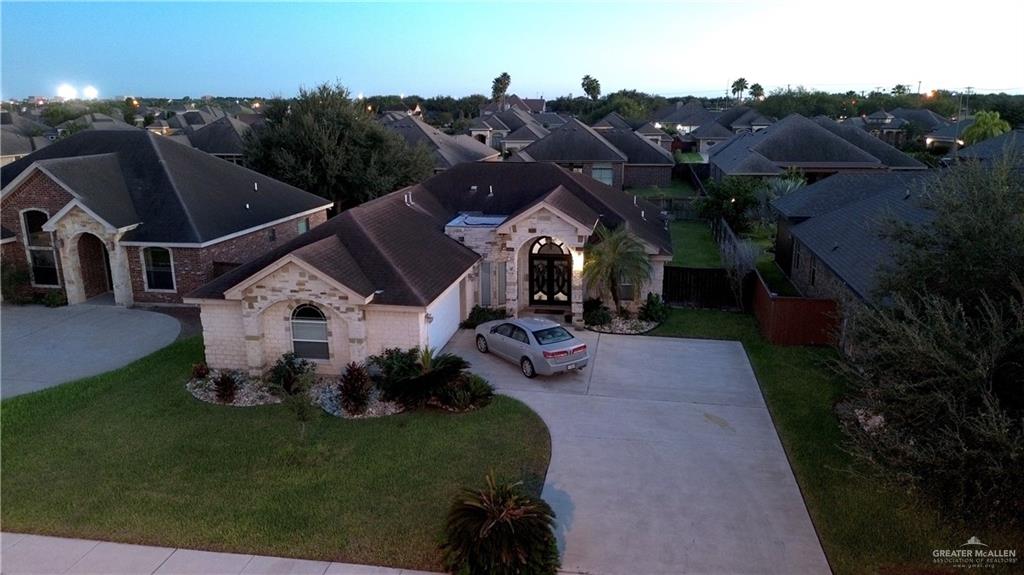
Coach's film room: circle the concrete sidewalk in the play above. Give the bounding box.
[0,533,439,575]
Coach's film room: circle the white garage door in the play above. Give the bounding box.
[426,281,461,350]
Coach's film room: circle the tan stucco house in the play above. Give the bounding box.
[187,162,672,375]
[0,130,331,305]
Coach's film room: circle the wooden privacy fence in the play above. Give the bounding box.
[751,270,838,346]
[662,265,738,309]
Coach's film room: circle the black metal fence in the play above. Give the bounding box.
[662,265,738,309]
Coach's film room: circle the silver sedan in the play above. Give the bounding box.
[474,317,590,378]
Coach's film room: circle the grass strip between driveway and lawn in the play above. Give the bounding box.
[0,337,552,572]
[650,308,1023,575]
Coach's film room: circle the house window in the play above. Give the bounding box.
[619,273,635,302]
[297,217,310,234]
[480,261,492,307]
[22,209,59,287]
[292,304,329,360]
[143,247,175,291]
[591,164,614,186]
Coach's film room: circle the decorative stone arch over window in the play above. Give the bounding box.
[237,272,369,376]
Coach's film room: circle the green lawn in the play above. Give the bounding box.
[756,260,800,297]
[630,179,696,200]
[0,338,551,571]
[675,151,704,163]
[670,220,722,268]
[649,309,1022,575]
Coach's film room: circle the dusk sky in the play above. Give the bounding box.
[2,1,1023,100]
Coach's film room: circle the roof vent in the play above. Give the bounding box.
[633,195,638,206]
[253,182,258,192]
[904,188,911,200]
[404,192,414,206]
[245,202,250,209]
[832,243,840,251]
[470,185,478,193]
[488,185,494,198]
[641,210,646,220]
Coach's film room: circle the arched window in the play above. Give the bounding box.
[21,209,59,287]
[292,304,329,359]
[142,247,175,291]
[530,237,567,255]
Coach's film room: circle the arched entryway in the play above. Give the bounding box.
[77,233,113,300]
[528,237,571,306]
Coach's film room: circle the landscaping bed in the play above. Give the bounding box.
[648,308,1023,574]
[0,338,551,571]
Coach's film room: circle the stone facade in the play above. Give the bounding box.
[1,168,328,306]
[197,258,457,376]
[623,165,673,189]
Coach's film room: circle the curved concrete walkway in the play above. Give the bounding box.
[1,304,180,399]
[446,329,831,575]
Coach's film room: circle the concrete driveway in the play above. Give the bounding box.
[446,329,830,575]
[1,304,180,399]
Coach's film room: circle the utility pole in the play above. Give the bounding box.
[917,81,921,97]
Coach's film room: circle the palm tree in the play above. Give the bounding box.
[730,77,748,103]
[582,224,652,312]
[962,110,1011,145]
[749,83,764,100]
[442,473,559,575]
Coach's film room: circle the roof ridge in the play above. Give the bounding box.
[347,199,430,305]
[147,131,204,242]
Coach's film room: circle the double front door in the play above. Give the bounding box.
[529,254,571,306]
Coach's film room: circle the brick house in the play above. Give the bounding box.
[771,171,935,345]
[517,117,674,190]
[0,130,331,306]
[187,162,672,375]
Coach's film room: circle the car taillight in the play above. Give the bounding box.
[543,349,570,359]
[571,344,587,354]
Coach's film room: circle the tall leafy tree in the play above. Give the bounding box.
[890,84,909,95]
[748,83,764,100]
[491,72,511,101]
[730,77,748,103]
[962,110,1012,145]
[243,82,433,213]
[581,75,601,101]
[582,224,652,312]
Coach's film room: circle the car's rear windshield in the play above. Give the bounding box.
[532,326,573,345]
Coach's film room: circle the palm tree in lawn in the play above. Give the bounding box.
[962,110,1011,145]
[582,224,652,313]
[731,77,748,104]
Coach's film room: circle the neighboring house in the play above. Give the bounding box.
[1,110,54,166]
[771,171,938,348]
[56,112,136,136]
[186,162,671,376]
[591,112,633,131]
[186,115,251,164]
[925,117,975,151]
[533,112,569,130]
[0,130,331,306]
[517,118,674,189]
[674,106,772,154]
[635,122,674,151]
[651,100,718,134]
[167,107,226,131]
[840,109,907,146]
[708,113,925,182]
[954,129,1022,163]
[382,114,500,172]
[468,107,550,152]
[480,94,545,115]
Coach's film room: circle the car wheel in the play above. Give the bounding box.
[521,357,536,378]
[476,335,489,353]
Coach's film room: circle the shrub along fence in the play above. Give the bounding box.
[647,197,699,220]
[750,264,839,346]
